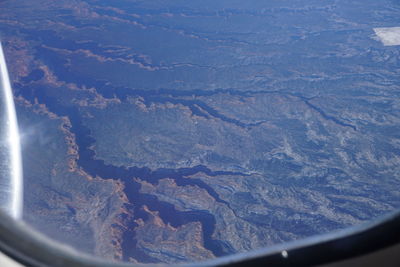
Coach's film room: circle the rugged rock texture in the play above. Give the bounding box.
[1,0,400,264]
[17,101,125,260]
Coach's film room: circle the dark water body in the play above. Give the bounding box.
[15,29,359,261]
[21,69,44,83]
[22,31,357,131]
[23,29,156,70]
[16,82,236,260]
[25,43,267,129]
[302,99,357,131]
[14,31,264,129]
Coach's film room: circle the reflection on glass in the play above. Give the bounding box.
[1,0,400,264]
[0,42,23,220]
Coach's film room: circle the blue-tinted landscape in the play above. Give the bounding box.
[1,0,400,263]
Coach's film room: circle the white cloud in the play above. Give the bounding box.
[373,27,400,46]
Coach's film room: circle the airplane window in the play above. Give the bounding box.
[1,0,400,265]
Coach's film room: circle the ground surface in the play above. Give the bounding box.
[1,0,400,264]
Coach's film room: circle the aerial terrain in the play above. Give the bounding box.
[1,0,400,263]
